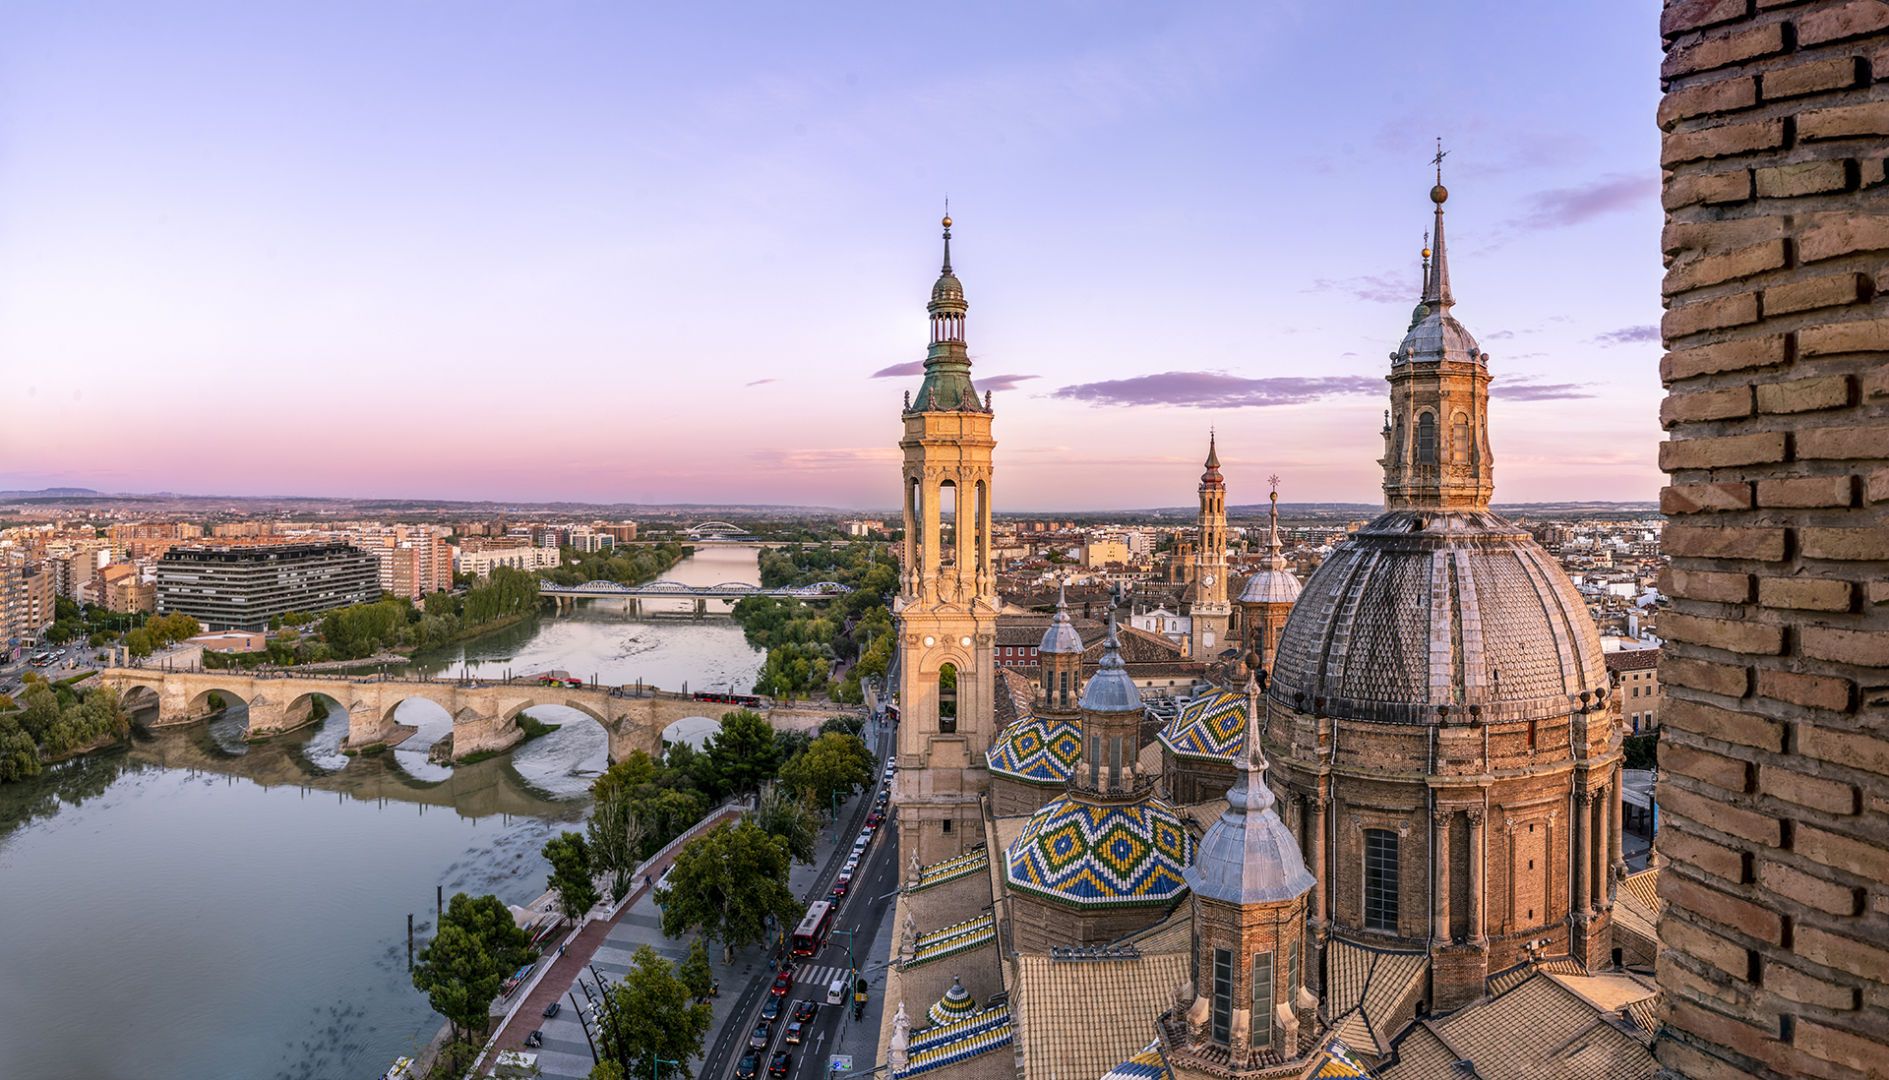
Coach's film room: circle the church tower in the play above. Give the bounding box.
[1189,433,1230,659]
[895,213,1000,868]
[1235,479,1301,674]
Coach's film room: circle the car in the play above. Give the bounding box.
[856,829,873,846]
[784,1020,806,1045]
[542,1001,561,1019]
[832,874,852,897]
[842,858,859,876]
[793,1000,819,1022]
[735,1053,760,1080]
[771,968,794,996]
[768,1051,793,1077]
[866,812,884,827]
[761,996,783,1022]
[828,888,845,907]
[749,1021,773,1050]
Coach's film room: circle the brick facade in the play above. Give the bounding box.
[1655,2,1889,1076]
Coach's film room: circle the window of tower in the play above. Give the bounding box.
[1286,937,1301,1006]
[1250,951,1274,1048]
[1211,948,1233,1044]
[937,663,958,734]
[1416,413,1438,465]
[1451,412,1471,464]
[1364,828,1400,932]
[909,479,924,568]
[974,480,988,573]
[938,480,956,565]
[1058,669,1070,709]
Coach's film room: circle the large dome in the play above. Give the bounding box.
[1003,795,1193,908]
[1268,510,1606,725]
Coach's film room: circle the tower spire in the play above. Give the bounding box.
[1266,475,1285,571]
[1205,428,1220,470]
[1424,138,1453,309]
[941,200,953,274]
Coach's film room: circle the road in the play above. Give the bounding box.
[700,717,900,1080]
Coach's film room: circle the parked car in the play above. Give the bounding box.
[749,1021,773,1050]
[768,1051,793,1077]
[736,1053,760,1080]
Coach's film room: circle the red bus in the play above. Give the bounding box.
[790,900,834,957]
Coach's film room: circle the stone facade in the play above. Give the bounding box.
[1655,2,1889,1077]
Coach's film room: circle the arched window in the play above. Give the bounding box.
[1451,413,1470,464]
[1211,948,1233,1044]
[1415,413,1438,465]
[937,663,957,734]
[1058,669,1070,709]
[1364,828,1400,931]
[937,480,957,565]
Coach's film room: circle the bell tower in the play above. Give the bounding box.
[1190,432,1230,659]
[895,212,1000,868]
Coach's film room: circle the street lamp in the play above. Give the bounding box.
[653,1056,679,1080]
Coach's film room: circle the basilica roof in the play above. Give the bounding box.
[1156,688,1247,764]
[1098,1039,1169,1080]
[892,1003,1015,1079]
[987,710,1082,786]
[1184,694,1316,907]
[1003,793,1194,908]
[927,976,979,1028]
[1268,512,1607,725]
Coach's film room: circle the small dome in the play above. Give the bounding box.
[1269,511,1608,725]
[1394,308,1482,367]
[1039,584,1085,655]
[931,271,964,305]
[926,976,977,1028]
[1100,1040,1169,1080]
[1186,763,1316,906]
[1003,792,1194,908]
[987,711,1082,786]
[1238,567,1302,605]
[1078,616,1142,713]
[1157,688,1248,764]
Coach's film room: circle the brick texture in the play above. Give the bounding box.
[1658,2,1889,1074]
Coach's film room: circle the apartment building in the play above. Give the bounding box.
[155,543,379,630]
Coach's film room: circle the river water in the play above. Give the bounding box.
[0,545,765,1080]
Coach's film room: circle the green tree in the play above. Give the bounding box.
[587,788,649,902]
[543,831,600,924]
[657,820,802,962]
[0,715,41,783]
[593,945,713,1080]
[747,781,818,864]
[124,627,154,659]
[703,709,780,795]
[411,892,536,1042]
[776,732,876,811]
[678,936,714,1001]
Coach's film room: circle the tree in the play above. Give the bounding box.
[679,936,714,1001]
[594,945,713,1080]
[703,710,780,796]
[543,831,600,924]
[411,893,536,1042]
[124,627,154,659]
[587,788,649,902]
[657,820,802,962]
[0,714,40,783]
[747,782,818,864]
[777,732,877,811]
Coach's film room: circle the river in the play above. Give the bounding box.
[0,545,766,1080]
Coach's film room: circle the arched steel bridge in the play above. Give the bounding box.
[539,579,852,600]
[686,520,757,540]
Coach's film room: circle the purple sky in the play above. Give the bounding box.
[0,2,1667,510]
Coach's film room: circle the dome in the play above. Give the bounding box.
[927,976,978,1028]
[931,271,964,305]
[1039,583,1085,655]
[1157,688,1248,764]
[1237,567,1302,606]
[1078,615,1141,713]
[1268,510,1608,725]
[1100,1040,1169,1080]
[1003,793,1194,908]
[1394,308,1482,367]
[987,711,1082,786]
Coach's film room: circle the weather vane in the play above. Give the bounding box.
[1432,137,1448,180]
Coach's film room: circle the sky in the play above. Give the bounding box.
[0,2,1669,511]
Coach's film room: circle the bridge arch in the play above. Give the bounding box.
[688,520,747,538]
[501,696,609,730]
[187,684,251,719]
[119,683,160,717]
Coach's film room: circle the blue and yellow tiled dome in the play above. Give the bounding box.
[1004,794,1194,908]
[926,976,978,1028]
[987,710,1082,786]
[1156,688,1248,764]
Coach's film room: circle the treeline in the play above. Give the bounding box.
[0,677,131,783]
[124,613,203,659]
[734,544,898,702]
[540,542,691,587]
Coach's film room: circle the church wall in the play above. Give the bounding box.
[991,775,1057,818]
[1656,2,1889,1070]
[1009,892,1176,953]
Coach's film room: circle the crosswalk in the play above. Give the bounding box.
[791,963,852,991]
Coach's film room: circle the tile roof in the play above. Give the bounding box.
[1308,1037,1380,1078]
[1486,955,1586,998]
[1621,994,1661,1036]
[909,912,999,968]
[1097,1038,1169,1080]
[1323,938,1431,1056]
[1603,647,1661,673]
[1379,1025,1463,1080]
[1157,688,1248,764]
[927,976,980,1028]
[1004,793,1194,908]
[1424,973,1659,1080]
[913,846,992,892]
[896,1005,1016,1079]
[987,712,1083,786]
[1014,952,1190,1080]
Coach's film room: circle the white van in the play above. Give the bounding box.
[826,977,847,1005]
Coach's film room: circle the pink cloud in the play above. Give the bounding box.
[1052,371,1381,408]
[870,360,926,378]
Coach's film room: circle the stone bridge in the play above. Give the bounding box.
[100,667,755,763]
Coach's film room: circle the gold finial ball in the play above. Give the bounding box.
[1422,247,1432,259]
[1431,183,1449,205]
[941,214,952,229]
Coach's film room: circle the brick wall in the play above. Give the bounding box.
[1655,2,1889,1077]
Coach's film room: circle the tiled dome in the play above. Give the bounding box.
[1268,511,1607,725]
[1003,793,1194,908]
[987,710,1082,786]
[1156,688,1249,764]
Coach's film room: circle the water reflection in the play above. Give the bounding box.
[507,706,610,799]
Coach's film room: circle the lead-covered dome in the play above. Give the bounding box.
[1267,510,1606,725]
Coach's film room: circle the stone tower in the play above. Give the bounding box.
[1236,479,1301,674]
[1169,675,1322,1071]
[895,213,1000,868]
[1265,167,1619,1012]
[1655,3,1889,1076]
[1037,581,1085,717]
[1190,433,1231,659]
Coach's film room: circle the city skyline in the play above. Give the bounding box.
[0,2,1664,509]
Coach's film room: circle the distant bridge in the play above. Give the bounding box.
[687,521,758,540]
[540,579,852,600]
